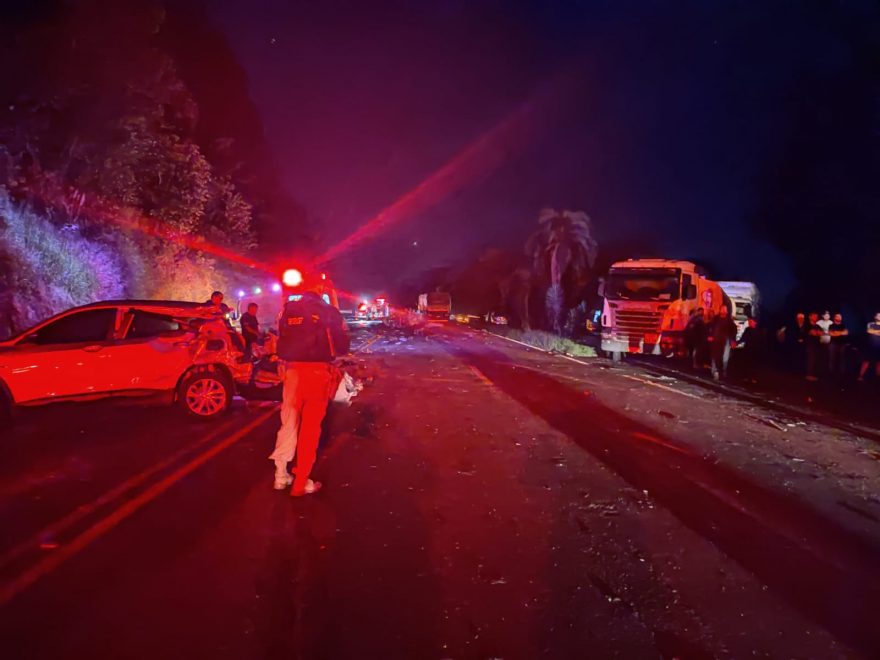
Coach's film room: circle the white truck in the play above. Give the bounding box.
[717,281,760,342]
[419,292,452,322]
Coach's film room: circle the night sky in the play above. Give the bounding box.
[208,0,878,308]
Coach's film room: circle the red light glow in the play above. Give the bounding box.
[282,269,304,287]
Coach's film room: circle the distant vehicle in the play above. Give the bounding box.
[372,297,390,320]
[0,300,254,423]
[420,292,452,322]
[455,313,470,324]
[599,259,729,360]
[355,301,371,322]
[354,297,389,323]
[486,312,508,326]
[717,281,760,342]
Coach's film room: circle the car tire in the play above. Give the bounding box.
[177,367,233,419]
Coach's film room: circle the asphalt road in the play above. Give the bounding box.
[2,324,879,659]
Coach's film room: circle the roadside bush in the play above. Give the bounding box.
[0,191,127,338]
[505,328,596,357]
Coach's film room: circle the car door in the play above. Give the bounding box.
[1,308,119,403]
[103,309,195,392]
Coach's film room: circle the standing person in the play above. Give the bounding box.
[816,310,833,376]
[777,312,807,373]
[806,312,821,381]
[240,302,261,358]
[684,308,705,369]
[858,312,880,382]
[269,290,350,496]
[708,306,737,380]
[778,311,807,349]
[828,313,849,376]
[696,308,714,370]
[738,316,767,380]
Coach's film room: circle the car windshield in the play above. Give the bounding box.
[605,268,681,301]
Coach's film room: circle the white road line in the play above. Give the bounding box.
[621,374,701,400]
[0,405,279,605]
[483,330,700,400]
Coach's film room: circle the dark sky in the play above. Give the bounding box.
[208,0,877,307]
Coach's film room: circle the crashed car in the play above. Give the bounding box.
[0,300,253,422]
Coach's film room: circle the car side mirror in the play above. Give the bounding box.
[685,284,697,300]
[597,278,606,297]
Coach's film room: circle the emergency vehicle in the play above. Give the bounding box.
[281,268,339,309]
[599,259,729,360]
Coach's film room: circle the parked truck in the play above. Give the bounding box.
[599,259,729,360]
[717,281,760,342]
[419,292,452,322]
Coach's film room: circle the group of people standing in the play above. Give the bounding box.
[779,310,880,382]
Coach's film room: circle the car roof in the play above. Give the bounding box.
[72,300,219,318]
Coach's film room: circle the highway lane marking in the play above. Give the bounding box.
[3,329,379,571]
[630,431,694,456]
[0,416,242,572]
[475,332,857,577]
[621,374,701,400]
[352,335,381,352]
[0,405,279,606]
[482,330,700,399]
[468,365,495,387]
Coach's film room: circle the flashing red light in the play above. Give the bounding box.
[282,268,303,287]
[358,303,368,311]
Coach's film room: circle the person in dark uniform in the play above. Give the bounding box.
[240,302,261,358]
[269,291,350,496]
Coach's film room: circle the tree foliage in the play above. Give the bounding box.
[0,0,272,336]
[524,209,598,333]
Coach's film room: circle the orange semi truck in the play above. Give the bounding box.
[599,259,728,360]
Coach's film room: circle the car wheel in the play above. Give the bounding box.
[178,368,232,419]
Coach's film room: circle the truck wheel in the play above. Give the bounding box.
[178,368,233,419]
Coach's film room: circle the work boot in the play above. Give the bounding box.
[291,479,322,497]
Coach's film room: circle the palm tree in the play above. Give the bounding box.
[525,208,598,333]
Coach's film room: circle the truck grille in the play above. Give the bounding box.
[614,310,663,336]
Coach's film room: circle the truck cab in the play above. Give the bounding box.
[717,281,760,342]
[600,259,727,360]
